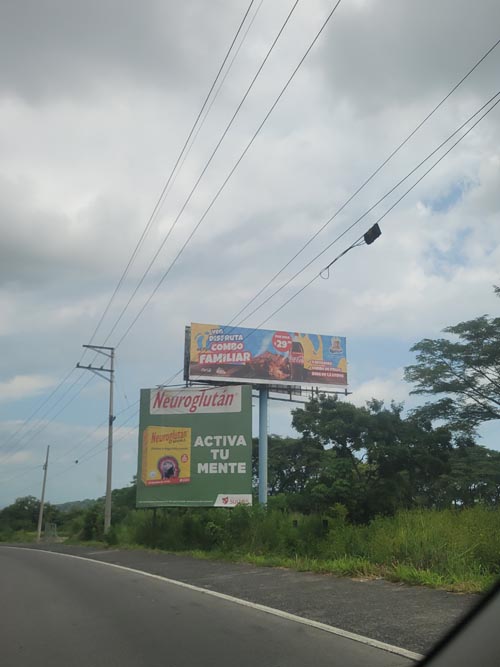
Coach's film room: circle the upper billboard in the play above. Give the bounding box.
[188,323,347,388]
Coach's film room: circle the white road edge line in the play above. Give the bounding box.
[5,546,423,662]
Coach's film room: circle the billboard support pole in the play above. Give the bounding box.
[258,386,268,505]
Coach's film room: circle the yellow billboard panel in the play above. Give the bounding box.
[141,426,191,486]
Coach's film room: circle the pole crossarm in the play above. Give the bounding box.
[76,362,113,382]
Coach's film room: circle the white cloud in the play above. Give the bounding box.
[0,450,36,466]
[0,375,54,402]
[350,368,413,409]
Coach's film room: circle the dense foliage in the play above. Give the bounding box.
[250,398,499,522]
[405,287,500,436]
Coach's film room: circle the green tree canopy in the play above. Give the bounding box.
[287,396,456,519]
[404,293,500,434]
[0,495,60,532]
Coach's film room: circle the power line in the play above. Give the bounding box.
[247,94,500,333]
[0,463,43,486]
[0,332,112,462]
[0,0,304,471]
[113,0,344,349]
[0,368,77,454]
[0,372,90,463]
[17,1,263,473]
[2,0,341,500]
[148,91,500,392]
[0,0,259,472]
[49,400,139,469]
[5,87,496,491]
[172,0,267,191]
[50,408,140,482]
[12,25,495,461]
[102,0,304,347]
[0,373,97,466]
[6,8,496,502]
[86,0,259,348]
[1,50,495,487]
[234,90,500,327]
[1,370,135,478]
[227,35,500,326]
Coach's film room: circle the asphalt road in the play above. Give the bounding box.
[1,546,414,667]
[14,542,476,654]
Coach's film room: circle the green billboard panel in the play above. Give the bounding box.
[136,385,252,508]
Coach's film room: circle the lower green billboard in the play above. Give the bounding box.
[136,385,252,508]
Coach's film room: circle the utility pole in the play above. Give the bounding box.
[77,345,115,534]
[36,445,50,543]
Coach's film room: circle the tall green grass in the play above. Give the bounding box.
[0,529,37,543]
[102,505,500,592]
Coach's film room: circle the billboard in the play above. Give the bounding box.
[188,323,347,387]
[136,385,252,508]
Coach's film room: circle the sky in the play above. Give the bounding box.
[0,0,499,508]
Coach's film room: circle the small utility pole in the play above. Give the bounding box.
[36,445,50,543]
[77,345,115,534]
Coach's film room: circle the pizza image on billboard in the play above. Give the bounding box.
[188,323,347,388]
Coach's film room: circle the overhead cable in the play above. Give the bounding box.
[113,0,344,349]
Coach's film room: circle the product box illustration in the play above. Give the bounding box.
[141,425,191,485]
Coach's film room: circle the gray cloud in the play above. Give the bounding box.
[315,0,500,112]
[0,0,243,102]
[0,174,143,288]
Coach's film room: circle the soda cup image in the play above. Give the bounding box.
[290,341,306,382]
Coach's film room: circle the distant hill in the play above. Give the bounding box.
[56,499,96,513]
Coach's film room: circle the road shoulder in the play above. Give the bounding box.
[5,542,478,654]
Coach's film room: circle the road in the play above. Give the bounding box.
[13,542,476,654]
[1,546,415,667]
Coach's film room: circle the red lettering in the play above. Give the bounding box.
[152,391,164,409]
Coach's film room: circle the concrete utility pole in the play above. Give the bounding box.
[77,345,115,534]
[36,445,50,543]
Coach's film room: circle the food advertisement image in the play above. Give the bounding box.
[188,323,347,387]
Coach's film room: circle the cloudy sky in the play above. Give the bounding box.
[0,0,499,507]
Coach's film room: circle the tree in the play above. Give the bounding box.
[404,290,500,435]
[0,496,61,532]
[252,435,323,496]
[364,405,452,512]
[291,396,457,519]
[441,444,500,508]
[292,396,370,461]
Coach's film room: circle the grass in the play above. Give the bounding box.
[25,536,494,593]
[65,539,489,593]
[63,538,109,548]
[12,505,499,594]
[0,530,37,543]
[166,549,490,593]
